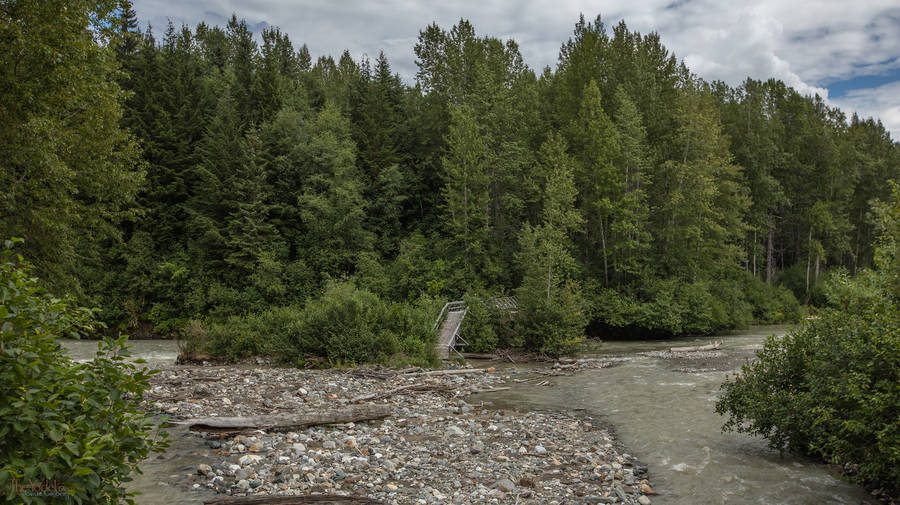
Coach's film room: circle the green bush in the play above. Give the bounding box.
[717,191,900,497]
[190,281,440,366]
[1,239,168,504]
[459,293,500,353]
[516,280,586,356]
[716,309,900,495]
[736,271,803,324]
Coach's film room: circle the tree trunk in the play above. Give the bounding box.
[182,404,392,432]
[205,495,383,504]
[765,225,774,284]
[814,252,821,283]
[752,229,757,276]
[805,229,812,298]
[599,217,609,285]
[547,262,552,304]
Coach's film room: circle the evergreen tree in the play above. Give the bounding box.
[515,133,585,355]
[297,103,373,279]
[441,104,492,281]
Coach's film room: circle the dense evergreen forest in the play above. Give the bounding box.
[3,1,899,358]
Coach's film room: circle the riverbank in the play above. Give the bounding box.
[143,360,656,504]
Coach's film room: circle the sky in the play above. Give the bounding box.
[134,0,900,141]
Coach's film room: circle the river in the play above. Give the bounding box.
[60,326,876,504]
[476,325,876,505]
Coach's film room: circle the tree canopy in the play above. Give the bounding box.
[3,6,898,349]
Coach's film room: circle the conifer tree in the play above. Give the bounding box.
[441,104,491,279]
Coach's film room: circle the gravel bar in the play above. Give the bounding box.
[145,361,656,504]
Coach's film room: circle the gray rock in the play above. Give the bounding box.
[493,478,515,492]
[534,445,548,454]
[446,425,466,436]
[638,496,652,505]
[235,479,250,491]
[238,454,261,465]
[322,440,337,449]
[470,441,485,454]
[614,483,628,501]
[196,464,212,475]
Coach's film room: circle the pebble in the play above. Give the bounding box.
[146,363,652,504]
[494,478,515,492]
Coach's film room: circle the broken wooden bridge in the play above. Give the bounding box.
[432,297,518,360]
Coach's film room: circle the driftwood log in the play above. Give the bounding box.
[469,386,511,394]
[460,352,498,359]
[400,368,485,377]
[181,404,392,432]
[204,495,383,504]
[670,341,721,352]
[349,383,454,403]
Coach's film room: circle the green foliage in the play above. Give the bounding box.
[717,191,900,497]
[716,309,900,495]
[190,282,439,366]
[516,279,586,356]
[459,294,501,352]
[0,240,167,504]
[8,3,899,356]
[737,272,804,324]
[0,0,144,294]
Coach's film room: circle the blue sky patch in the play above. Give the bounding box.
[824,65,900,98]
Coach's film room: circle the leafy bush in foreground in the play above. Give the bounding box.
[0,240,167,504]
[716,310,899,495]
[716,192,900,497]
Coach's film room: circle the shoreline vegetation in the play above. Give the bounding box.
[2,0,898,503]
[7,2,897,356]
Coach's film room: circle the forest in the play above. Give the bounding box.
[2,0,899,361]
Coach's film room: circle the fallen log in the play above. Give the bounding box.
[469,386,511,394]
[670,341,721,353]
[204,495,384,504]
[460,352,498,359]
[350,383,454,403]
[180,404,392,432]
[401,368,485,377]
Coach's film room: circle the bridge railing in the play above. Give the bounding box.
[432,300,466,331]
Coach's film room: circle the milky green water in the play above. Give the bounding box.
[61,328,877,504]
[476,326,877,505]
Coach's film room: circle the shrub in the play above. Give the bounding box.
[459,293,500,353]
[716,308,900,495]
[717,191,900,498]
[284,282,439,366]
[0,239,168,504]
[516,279,586,356]
[737,271,803,324]
[189,281,440,367]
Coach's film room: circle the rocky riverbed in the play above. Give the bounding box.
[144,360,656,504]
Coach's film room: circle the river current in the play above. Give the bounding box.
[60,326,876,504]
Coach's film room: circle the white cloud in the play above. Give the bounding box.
[831,81,900,140]
[133,0,899,138]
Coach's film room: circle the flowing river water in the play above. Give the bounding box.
[61,327,877,504]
